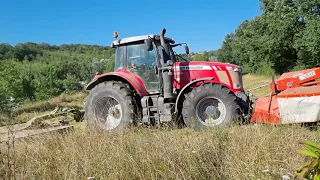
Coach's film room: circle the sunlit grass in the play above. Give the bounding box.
[242,74,273,97]
[1,124,319,179]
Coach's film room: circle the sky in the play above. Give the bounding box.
[0,0,262,53]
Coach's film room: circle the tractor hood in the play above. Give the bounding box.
[173,61,244,93]
[174,61,241,72]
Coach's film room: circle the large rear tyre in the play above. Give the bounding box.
[84,81,135,132]
[182,83,241,130]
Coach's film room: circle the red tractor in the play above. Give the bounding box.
[84,29,252,131]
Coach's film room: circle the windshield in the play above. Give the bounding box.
[127,43,156,67]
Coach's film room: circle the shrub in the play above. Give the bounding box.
[295,140,320,180]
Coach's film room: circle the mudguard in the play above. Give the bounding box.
[174,77,215,113]
[85,70,149,96]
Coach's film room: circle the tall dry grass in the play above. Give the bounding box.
[1,124,319,179]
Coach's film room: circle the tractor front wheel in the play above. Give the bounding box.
[84,81,135,132]
[182,83,240,130]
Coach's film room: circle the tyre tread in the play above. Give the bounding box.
[84,81,136,131]
[182,83,241,130]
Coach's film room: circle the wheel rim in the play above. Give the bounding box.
[195,96,227,126]
[93,96,123,130]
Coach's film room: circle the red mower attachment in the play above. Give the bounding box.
[251,67,320,125]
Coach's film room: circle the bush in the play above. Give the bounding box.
[295,140,320,179]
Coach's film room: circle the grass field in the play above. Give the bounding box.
[1,74,319,180]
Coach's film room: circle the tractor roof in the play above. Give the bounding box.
[111,34,175,47]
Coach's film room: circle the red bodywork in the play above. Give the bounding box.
[251,67,320,124]
[173,61,244,93]
[87,61,244,95]
[86,69,149,96]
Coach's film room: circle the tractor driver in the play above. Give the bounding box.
[127,44,155,72]
[127,44,160,91]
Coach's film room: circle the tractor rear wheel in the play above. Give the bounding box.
[84,81,135,132]
[182,83,240,130]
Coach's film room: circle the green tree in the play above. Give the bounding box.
[217,0,320,75]
[192,54,209,61]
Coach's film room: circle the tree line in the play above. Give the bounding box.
[215,0,320,75]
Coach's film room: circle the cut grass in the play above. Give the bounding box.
[1,91,87,126]
[12,91,87,115]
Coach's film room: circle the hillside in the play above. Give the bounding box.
[0,43,115,113]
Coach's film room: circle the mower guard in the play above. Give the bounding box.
[251,82,320,124]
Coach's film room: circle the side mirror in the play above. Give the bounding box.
[144,39,153,51]
[185,45,190,55]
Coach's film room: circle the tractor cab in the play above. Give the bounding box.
[110,30,189,96]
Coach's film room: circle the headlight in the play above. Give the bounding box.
[226,66,242,72]
[233,83,242,89]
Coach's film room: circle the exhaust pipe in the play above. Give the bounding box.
[160,29,170,58]
[159,28,174,99]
